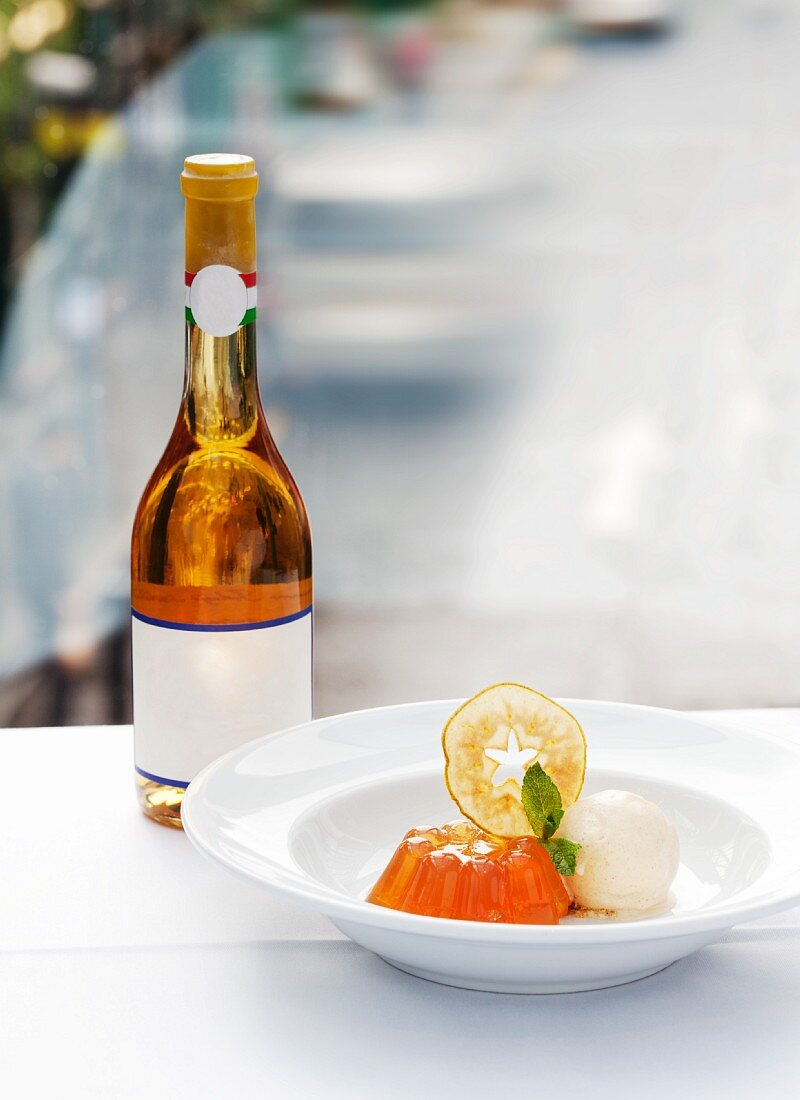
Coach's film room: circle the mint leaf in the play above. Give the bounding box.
[542,838,581,876]
[521,762,563,840]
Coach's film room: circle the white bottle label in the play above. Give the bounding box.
[132,607,312,787]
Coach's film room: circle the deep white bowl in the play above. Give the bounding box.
[182,699,800,993]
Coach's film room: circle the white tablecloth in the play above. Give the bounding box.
[2,711,798,1099]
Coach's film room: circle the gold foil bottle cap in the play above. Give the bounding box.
[181,154,259,201]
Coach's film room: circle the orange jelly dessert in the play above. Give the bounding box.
[367,821,570,924]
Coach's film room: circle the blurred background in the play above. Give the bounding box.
[1,0,798,728]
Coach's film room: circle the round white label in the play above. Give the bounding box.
[190,265,248,337]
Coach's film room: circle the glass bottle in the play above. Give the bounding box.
[131,154,312,827]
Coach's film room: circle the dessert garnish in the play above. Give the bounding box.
[521,763,582,876]
[443,683,585,838]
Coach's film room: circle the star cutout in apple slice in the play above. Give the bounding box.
[484,727,538,788]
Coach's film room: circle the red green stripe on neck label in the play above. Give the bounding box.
[185,267,256,335]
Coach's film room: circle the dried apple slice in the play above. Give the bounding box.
[443,683,586,838]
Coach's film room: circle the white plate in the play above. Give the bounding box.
[182,699,800,994]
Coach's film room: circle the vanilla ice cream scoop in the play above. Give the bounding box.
[558,790,679,914]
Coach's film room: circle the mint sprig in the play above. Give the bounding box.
[520,761,581,876]
[521,762,563,841]
[541,838,581,877]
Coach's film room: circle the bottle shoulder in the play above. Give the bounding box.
[142,442,304,510]
[136,415,308,524]
[132,425,311,595]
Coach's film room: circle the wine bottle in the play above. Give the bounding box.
[131,154,313,827]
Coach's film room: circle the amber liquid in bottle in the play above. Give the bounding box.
[131,155,312,827]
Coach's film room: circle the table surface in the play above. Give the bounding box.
[2,710,798,1099]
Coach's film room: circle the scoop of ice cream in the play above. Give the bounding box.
[558,790,679,913]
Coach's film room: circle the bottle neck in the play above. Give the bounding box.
[183,195,261,444]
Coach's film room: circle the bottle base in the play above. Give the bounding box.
[136,774,185,828]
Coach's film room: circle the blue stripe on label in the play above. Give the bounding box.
[136,766,189,789]
[131,604,312,632]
